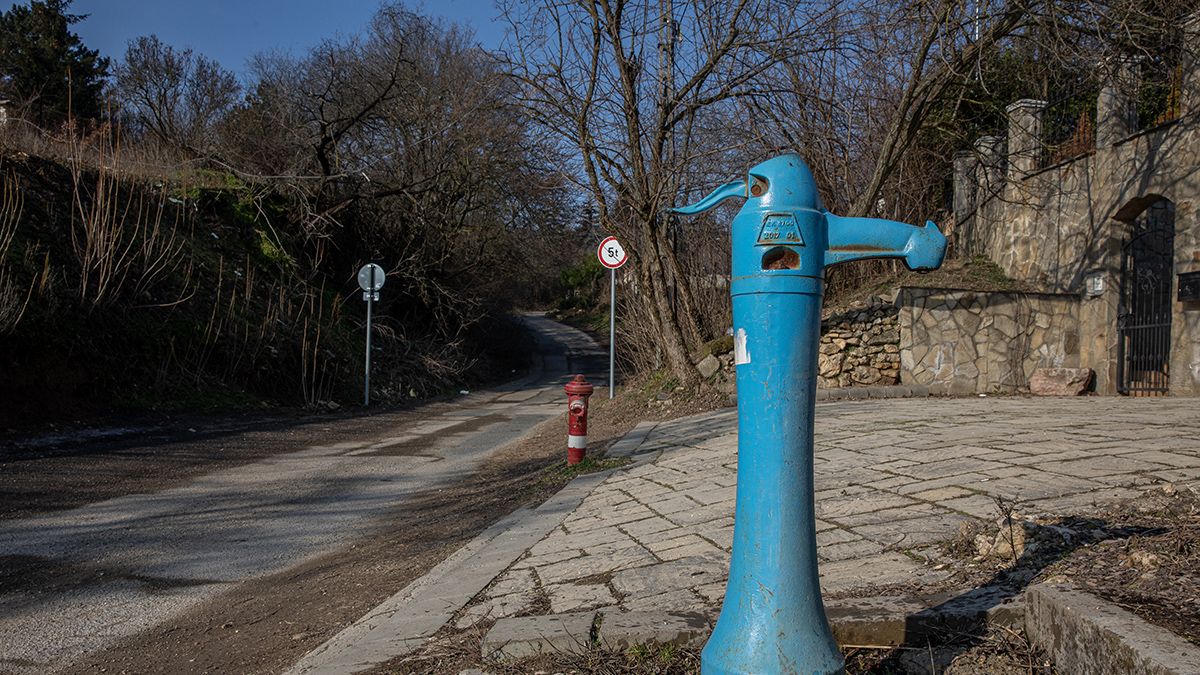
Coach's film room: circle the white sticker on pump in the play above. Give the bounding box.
[734,327,751,365]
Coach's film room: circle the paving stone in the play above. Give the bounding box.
[510,547,582,570]
[820,552,945,594]
[621,588,710,613]
[457,591,537,629]
[862,475,918,490]
[894,473,990,495]
[610,556,725,598]
[816,527,862,546]
[1117,450,1200,468]
[1152,467,1200,484]
[537,545,657,584]
[694,581,727,602]
[909,486,974,501]
[647,494,701,516]
[663,502,733,526]
[480,611,596,661]
[706,526,734,551]
[595,610,710,650]
[487,568,537,598]
[643,534,710,556]
[889,458,1011,481]
[816,492,920,519]
[815,484,873,500]
[618,516,678,538]
[527,527,629,557]
[657,539,721,561]
[852,514,970,547]
[545,582,618,614]
[941,494,1002,519]
[1025,487,1143,514]
[819,539,886,562]
[1038,455,1168,478]
[834,503,944,527]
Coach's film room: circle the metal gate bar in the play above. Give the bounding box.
[1117,200,1174,396]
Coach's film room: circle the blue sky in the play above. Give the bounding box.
[6,0,507,78]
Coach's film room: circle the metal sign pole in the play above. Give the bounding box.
[364,266,375,407]
[609,266,616,399]
[596,236,627,399]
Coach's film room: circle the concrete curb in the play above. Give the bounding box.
[285,423,656,675]
[815,384,930,402]
[1024,583,1200,675]
[607,421,658,458]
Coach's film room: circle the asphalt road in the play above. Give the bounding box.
[0,313,605,674]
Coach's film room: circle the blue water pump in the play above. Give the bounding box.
[672,153,946,674]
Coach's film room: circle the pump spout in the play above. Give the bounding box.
[670,180,747,215]
[823,214,947,271]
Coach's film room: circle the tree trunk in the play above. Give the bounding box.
[639,216,699,386]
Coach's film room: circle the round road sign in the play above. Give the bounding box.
[357,263,386,292]
[597,236,628,269]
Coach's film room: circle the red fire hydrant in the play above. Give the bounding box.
[564,375,595,465]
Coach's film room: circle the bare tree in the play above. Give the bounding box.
[115,35,240,155]
[502,0,836,384]
[220,5,575,342]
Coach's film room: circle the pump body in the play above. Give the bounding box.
[672,153,946,675]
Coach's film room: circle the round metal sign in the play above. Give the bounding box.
[597,236,628,269]
[357,263,386,291]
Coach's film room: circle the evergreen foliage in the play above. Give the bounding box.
[0,0,109,126]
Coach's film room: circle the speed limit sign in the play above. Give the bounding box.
[597,236,628,269]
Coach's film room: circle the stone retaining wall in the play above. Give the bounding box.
[899,287,1081,395]
[818,298,901,388]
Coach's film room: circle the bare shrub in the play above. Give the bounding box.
[0,165,30,332]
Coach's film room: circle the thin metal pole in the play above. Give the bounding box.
[609,266,616,399]
[364,268,374,406]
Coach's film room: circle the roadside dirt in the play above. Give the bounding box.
[936,485,1200,647]
[62,380,728,674]
[1036,485,1200,645]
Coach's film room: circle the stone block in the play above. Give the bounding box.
[481,611,596,661]
[546,582,618,614]
[826,588,1023,647]
[611,555,725,598]
[1028,367,1092,396]
[1024,583,1200,675]
[594,610,710,650]
[697,355,721,379]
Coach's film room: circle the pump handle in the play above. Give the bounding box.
[670,180,747,215]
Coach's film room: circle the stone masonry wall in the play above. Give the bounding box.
[952,24,1200,395]
[818,297,901,389]
[899,287,1081,395]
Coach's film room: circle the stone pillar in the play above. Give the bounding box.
[973,135,1005,258]
[1097,56,1140,147]
[974,135,1004,198]
[953,151,978,256]
[1183,13,1200,116]
[1006,99,1047,178]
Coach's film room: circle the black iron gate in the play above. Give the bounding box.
[1117,199,1175,395]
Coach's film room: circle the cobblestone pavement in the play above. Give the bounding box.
[459,397,1200,626]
